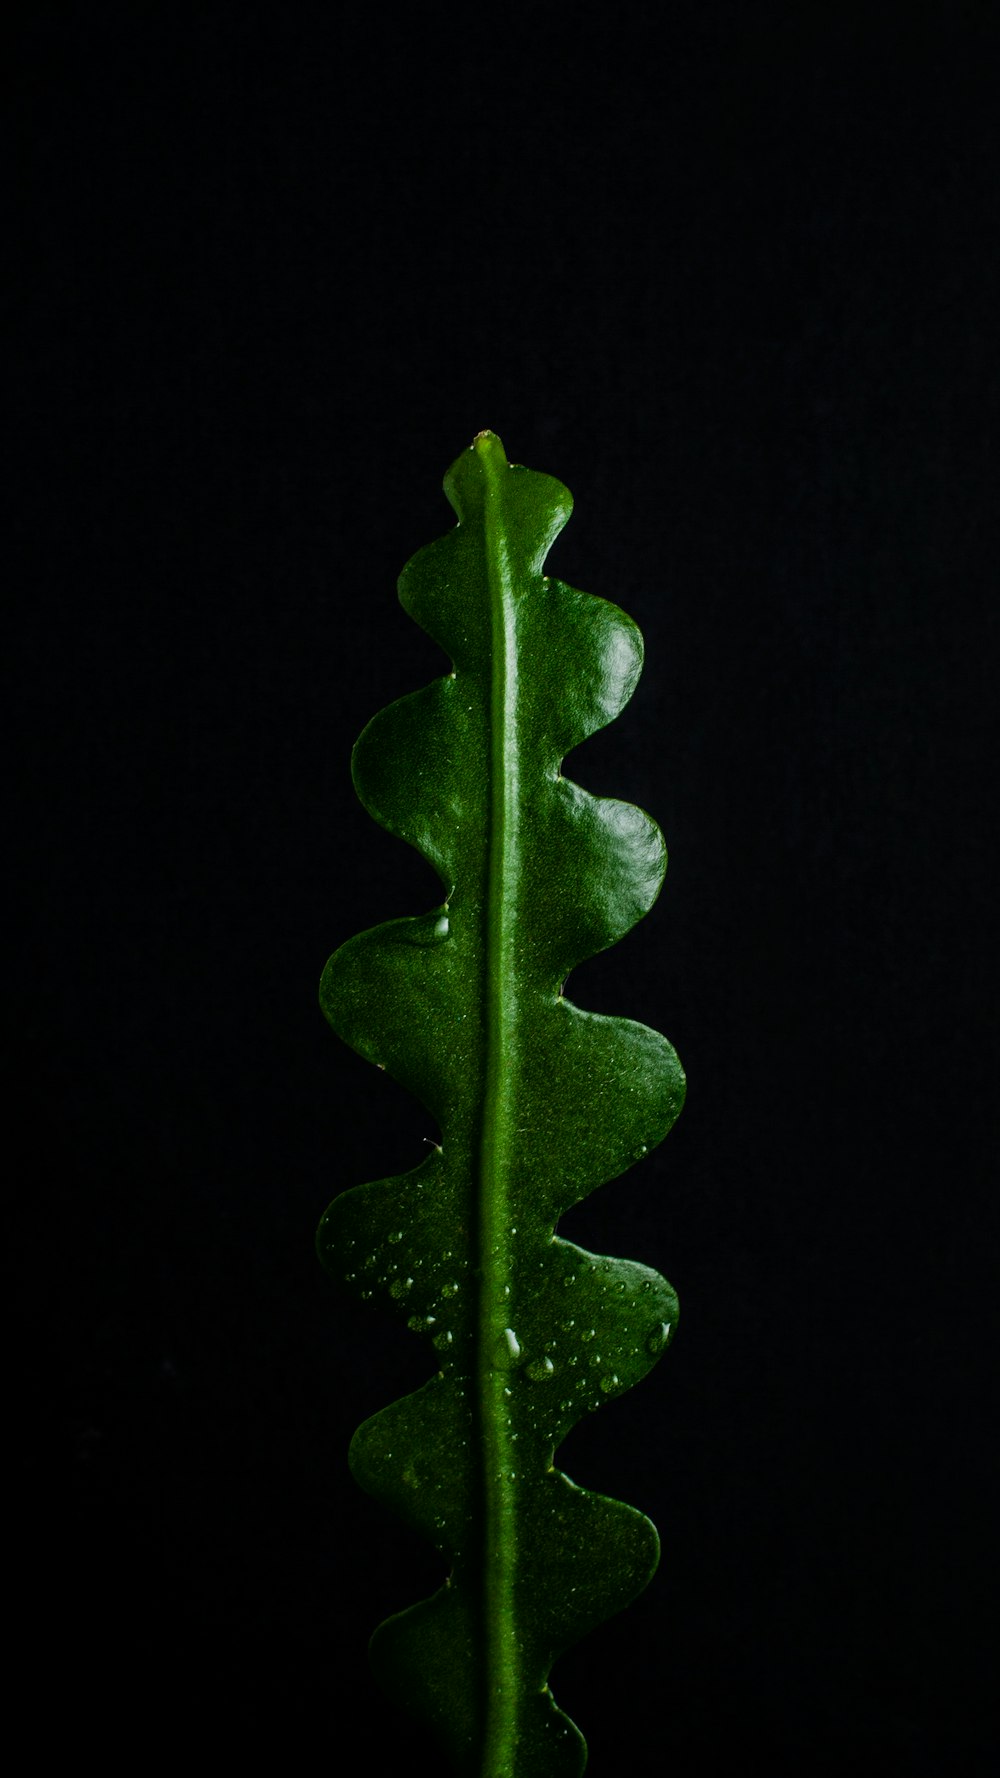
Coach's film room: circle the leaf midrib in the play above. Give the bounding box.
[476,435,522,1774]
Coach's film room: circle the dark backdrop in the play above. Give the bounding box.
[10,4,997,1771]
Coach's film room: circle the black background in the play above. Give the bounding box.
[10,3,997,1771]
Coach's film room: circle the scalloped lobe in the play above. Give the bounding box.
[319,433,682,1776]
[519,779,667,982]
[517,582,645,759]
[351,677,470,890]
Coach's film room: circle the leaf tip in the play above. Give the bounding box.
[472,427,508,466]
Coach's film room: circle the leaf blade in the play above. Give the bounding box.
[320,431,683,1775]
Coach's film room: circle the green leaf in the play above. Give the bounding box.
[318,431,684,1776]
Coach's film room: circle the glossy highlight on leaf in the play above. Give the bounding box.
[318,432,684,1776]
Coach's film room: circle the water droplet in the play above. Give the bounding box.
[389,1276,413,1299]
[387,1230,403,1245]
[441,1280,459,1299]
[646,1320,673,1355]
[503,1327,521,1361]
[433,1328,454,1351]
[581,1327,596,1342]
[562,1275,577,1289]
[407,1313,436,1333]
[600,1373,621,1393]
[527,1357,555,1381]
[432,913,449,940]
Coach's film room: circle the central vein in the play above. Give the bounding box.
[476,437,521,1773]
